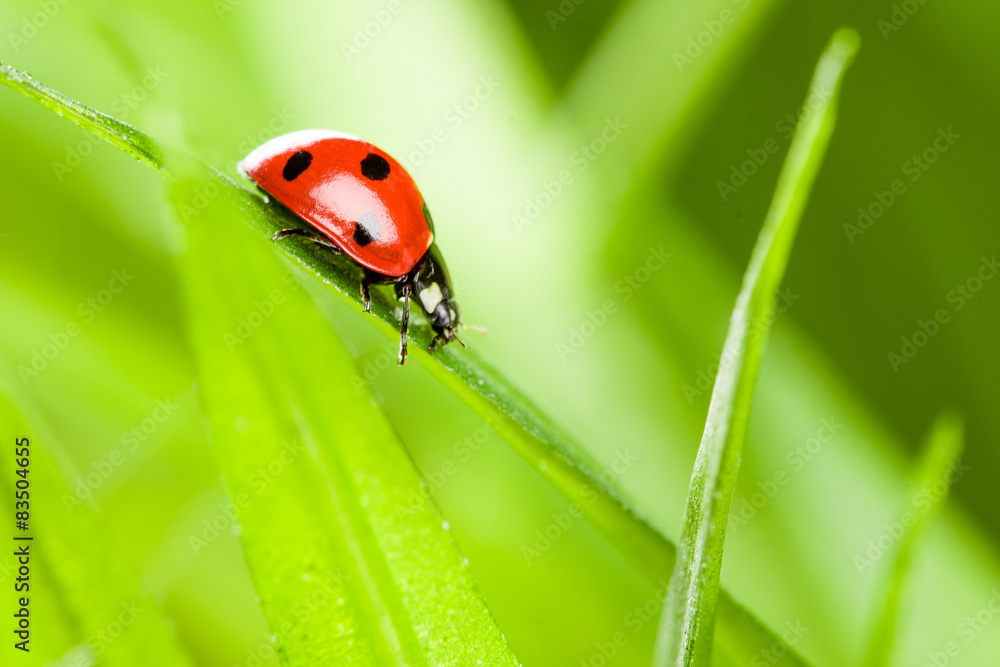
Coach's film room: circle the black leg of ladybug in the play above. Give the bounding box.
[397,283,412,365]
[360,279,372,313]
[272,227,341,253]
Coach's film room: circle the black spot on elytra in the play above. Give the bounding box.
[283,150,312,181]
[354,221,374,246]
[353,210,381,247]
[360,153,390,180]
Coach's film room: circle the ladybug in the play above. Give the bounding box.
[238,130,481,364]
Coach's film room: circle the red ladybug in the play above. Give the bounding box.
[238,130,479,364]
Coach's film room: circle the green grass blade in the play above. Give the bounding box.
[169,167,518,665]
[860,414,965,667]
[0,358,194,667]
[1,59,817,662]
[0,63,163,171]
[654,29,861,667]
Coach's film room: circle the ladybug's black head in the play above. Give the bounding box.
[411,245,466,350]
[425,294,460,338]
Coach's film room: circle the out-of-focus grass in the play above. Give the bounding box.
[0,53,805,663]
[0,0,999,665]
[861,414,964,667]
[0,362,194,667]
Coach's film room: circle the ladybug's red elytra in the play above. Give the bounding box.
[238,129,478,364]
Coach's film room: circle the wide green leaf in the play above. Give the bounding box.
[169,162,518,664]
[654,29,860,667]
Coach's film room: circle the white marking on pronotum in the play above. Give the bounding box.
[237,129,360,178]
[419,283,444,312]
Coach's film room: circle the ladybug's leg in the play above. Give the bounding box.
[360,279,372,313]
[398,283,412,365]
[360,271,404,315]
[428,334,445,352]
[272,228,341,253]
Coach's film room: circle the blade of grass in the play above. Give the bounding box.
[169,166,518,665]
[0,64,163,171]
[0,355,194,667]
[654,29,861,667]
[1,59,811,662]
[860,414,965,667]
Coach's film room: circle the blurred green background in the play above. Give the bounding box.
[1,0,999,665]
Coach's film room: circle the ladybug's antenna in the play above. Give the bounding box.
[451,331,467,348]
[459,323,490,337]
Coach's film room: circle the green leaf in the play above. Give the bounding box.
[169,166,518,664]
[0,357,194,667]
[860,413,965,667]
[0,63,163,171]
[654,29,861,667]
[0,58,818,662]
